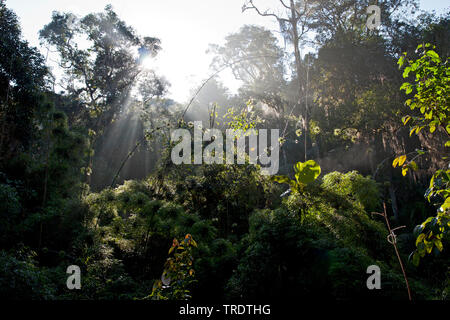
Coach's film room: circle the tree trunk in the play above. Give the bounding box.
[290,0,309,161]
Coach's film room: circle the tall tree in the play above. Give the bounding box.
[0,0,48,163]
[210,25,287,114]
[39,5,162,184]
[243,0,318,160]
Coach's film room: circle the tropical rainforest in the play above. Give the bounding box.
[0,0,449,302]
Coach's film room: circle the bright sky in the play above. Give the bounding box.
[6,0,449,103]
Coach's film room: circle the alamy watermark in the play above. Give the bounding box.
[66,265,81,290]
[366,265,381,290]
[170,121,280,175]
[366,5,381,30]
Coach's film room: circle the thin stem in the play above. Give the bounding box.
[373,150,425,179]
[382,202,412,301]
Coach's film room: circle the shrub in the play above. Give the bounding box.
[322,171,381,212]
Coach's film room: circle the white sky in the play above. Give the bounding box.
[6,0,449,103]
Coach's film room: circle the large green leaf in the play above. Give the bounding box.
[294,160,321,185]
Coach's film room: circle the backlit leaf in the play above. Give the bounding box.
[294,160,321,185]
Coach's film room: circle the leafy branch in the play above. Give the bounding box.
[145,234,198,300]
[272,159,321,193]
[395,43,450,266]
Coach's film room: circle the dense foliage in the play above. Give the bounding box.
[394,44,449,266]
[0,0,448,301]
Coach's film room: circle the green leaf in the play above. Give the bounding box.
[403,66,412,78]
[400,82,411,91]
[402,115,411,125]
[429,173,436,189]
[294,160,321,185]
[434,239,443,252]
[398,55,405,68]
[425,50,440,61]
[416,233,426,246]
[425,240,433,254]
[406,86,413,95]
[272,175,291,185]
[441,197,450,211]
[409,161,418,171]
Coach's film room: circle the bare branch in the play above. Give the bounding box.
[243,0,289,23]
[391,225,406,232]
[371,212,384,217]
[279,0,290,10]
